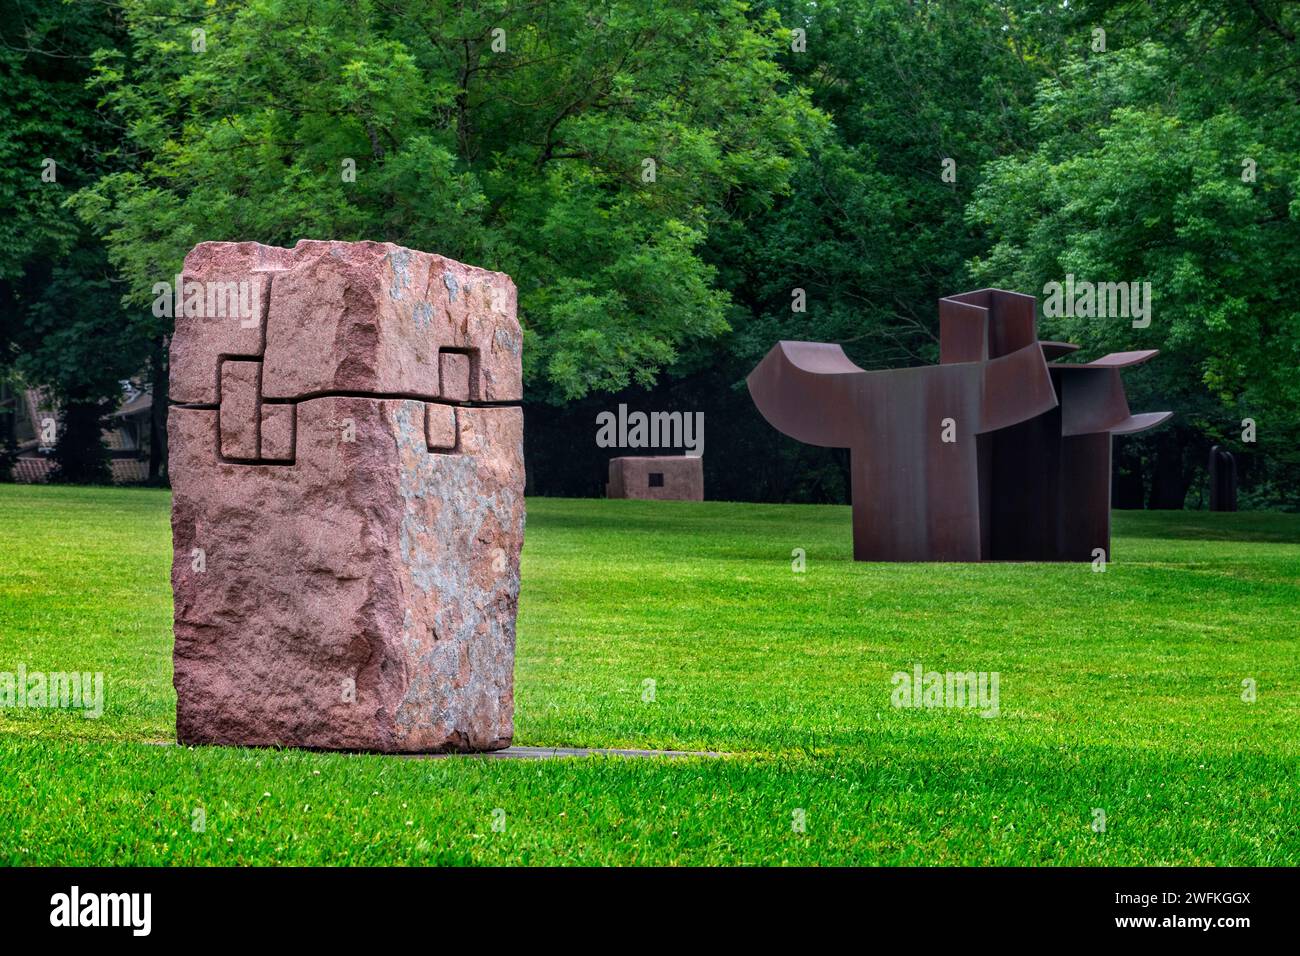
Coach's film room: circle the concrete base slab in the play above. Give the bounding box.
[148,742,723,759]
[411,746,723,760]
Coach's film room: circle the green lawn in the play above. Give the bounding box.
[1,484,1297,865]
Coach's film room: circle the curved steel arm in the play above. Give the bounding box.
[746,341,866,448]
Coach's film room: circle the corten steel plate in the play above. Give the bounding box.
[747,288,1171,562]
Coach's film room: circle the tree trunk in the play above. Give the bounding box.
[49,400,111,485]
[1147,430,1190,510]
[148,339,169,482]
[1111,440,1146,509]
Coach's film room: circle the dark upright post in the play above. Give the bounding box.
[1208,445,1238,512]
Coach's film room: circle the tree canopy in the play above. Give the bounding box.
[2,0,1296,505]
[73,0,818,402]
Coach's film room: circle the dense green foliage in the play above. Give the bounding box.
[2,486,1297,863]
[968,0,1300,507]
[0,1,149,482]
[73,0,816,402]
[1,0,1296,503]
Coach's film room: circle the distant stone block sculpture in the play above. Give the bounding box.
[168,240,524,752]
[747,288,1171,562]
[606,456,703,501]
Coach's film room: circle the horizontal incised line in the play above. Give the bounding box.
[172,393,517,409]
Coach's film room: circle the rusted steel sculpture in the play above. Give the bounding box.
[747,289,1171,562]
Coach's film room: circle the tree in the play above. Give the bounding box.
[967,2,1300,508]
[530,0,1080,503]
[0,0,144,483]
[656,0,1059,503]
[72,0,817,407]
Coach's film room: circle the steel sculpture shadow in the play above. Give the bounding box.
[747,289,1171,562]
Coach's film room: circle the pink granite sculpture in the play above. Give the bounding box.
[605,456,703,501]
[168,240,524,752]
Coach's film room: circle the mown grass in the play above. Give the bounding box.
[1,484,1297,865]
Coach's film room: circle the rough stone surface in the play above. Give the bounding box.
[425,403,457,451]
[606,456,704,501]
[438,351,473,402]
[219,360,261,460]
[259,404,294,462]
[170,242,293,405]
[260,240,521,401]
[169,240,524,753]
